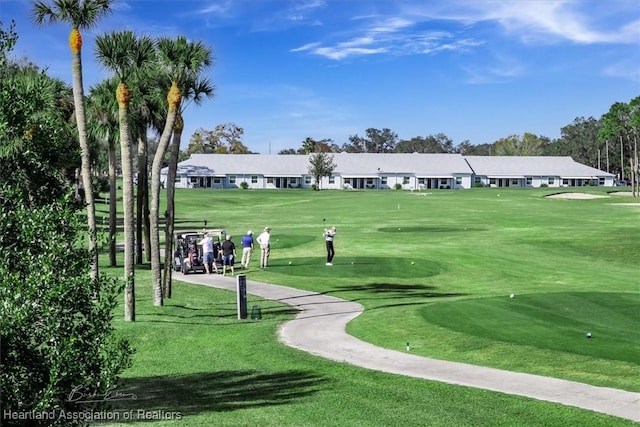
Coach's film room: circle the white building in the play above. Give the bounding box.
[161,153,615,190]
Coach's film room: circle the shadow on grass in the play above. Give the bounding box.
[108,370,329,419]
[275,283,467,312]
[328,283,467,303]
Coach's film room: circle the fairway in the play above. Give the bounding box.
[165,188,639,388]
[101,187,639,426]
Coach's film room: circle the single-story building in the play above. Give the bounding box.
[465,156,616,188]
[161,153,615,190]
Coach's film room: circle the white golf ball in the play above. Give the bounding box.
[288,261,292,265]
[411,261,415,265]
[510,294,514,299]
[586,332,592,338]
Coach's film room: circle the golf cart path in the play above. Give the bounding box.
[180,273,640,422]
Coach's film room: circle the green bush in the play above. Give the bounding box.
[240,181,249,190]
[311,184,318,191]
[92,175,110,196]
[394,183,402,190]
[0,189,133,426]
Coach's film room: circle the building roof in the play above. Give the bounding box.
[464,156,614,178]
[163,154,614,179]
[167,153,473,177]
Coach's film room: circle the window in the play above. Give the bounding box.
[562,178,569,186]
[267,177,274,184]
[455,176,462,185]
[511,179,519,186]
[305,176,312,184]
[548,177,555,185]
[474,176,482,184]
[440,178,448,185]
[599,177,605,186]
[526,177,532,186]
[213,177,221,184]
[403,176,410,184]
[366,178,373,185]
[329,175,335,184]
[418,178,426,184]
[381,177,387,184]
[290,177,298,183]
[229,176,236,184]
[251,175,258,183]
[490,178,497,186]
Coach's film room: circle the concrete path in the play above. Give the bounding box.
[178,273,640,422]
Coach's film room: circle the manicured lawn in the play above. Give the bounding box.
[98,187,639,426]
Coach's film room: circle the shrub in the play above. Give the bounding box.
[394,183,402,190]
[92,175,110,197]
[240,181,249,190]
[540,183,548,187]
[311,184,318,191]
[0,189,133,426]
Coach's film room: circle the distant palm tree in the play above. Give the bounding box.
[87,77,119,267]
[95,30,155,321]
[32,0,113,281]
[150,36,213,306]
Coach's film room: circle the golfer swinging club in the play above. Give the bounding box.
[323,226,337,266]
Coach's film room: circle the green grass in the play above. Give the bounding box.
[96,187,639,426]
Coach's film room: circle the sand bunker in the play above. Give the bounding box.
[546,193,610,199]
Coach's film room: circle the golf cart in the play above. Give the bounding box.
[172,229,226,274]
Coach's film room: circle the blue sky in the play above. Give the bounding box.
[2,0,639,154]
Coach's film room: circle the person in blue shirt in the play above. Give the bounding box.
[323,226,336,266]
[240,230,254,269]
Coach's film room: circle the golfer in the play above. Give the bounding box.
[256,227,271,268]
[323,226,336,266]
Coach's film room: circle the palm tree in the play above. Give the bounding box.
[163,76,215,298]
[129,69,166,265]
[150,36,213,306]
[32,0,113,281]
[95,30,155,321]
[87,77,119,267]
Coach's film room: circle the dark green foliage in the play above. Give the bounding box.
[308,152,336,190]
[0,189,133,426]
[0,65,78,205]
[239,181,249,190]
[92,175,110,196]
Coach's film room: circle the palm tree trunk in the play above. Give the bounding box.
[108,134,117,267]
[150,83,181,306]
[150,114,176,307]
[136,134,148,264]
[117,83,136,321]
[71,49,99,281]
[162,116,184,298]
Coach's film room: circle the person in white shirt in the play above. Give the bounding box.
[323,226,336,266]
[256,227,271,268]
[198,232,217,274]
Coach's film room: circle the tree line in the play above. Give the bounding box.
[184,97,639,191]
[275,106,639,189]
